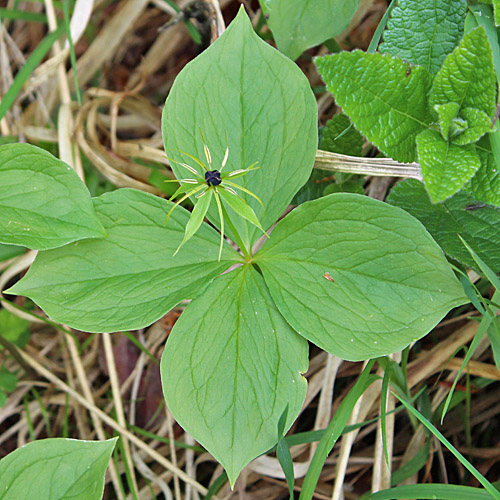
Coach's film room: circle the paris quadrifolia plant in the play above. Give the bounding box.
[164,132,268,260]
[0,4,483,495]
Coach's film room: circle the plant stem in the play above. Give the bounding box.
[219,201,252,260]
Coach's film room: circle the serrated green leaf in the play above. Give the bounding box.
[258,0,360,61]
[316,51,433,162]
[435,102,460,140]
[0,144,106,250]
[7,189,240,333]
[494,0,500,25]
[387,178,500,273]
[430,26,496,118]
[0,438,117,500]
[379,0,466,74]
[256,193,466,361]
[452,108,492,146]
[417,129,481,202]
[320,113,364,156]
[468,144,500,207]
[162,8,317,251]
[0,309,30,348]
[161,265,308,486]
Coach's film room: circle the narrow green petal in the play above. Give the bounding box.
[174,190,213,255]
[173,149,208,172]
[164,185,206,225]
[214,191,225,262]
[223,180,265,209]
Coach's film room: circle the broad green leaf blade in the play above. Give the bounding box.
[430,26,496,118]
[468,144,500,207]
[320,113,364,156]
[495,0,500,26]
[416,129,481,202]
[452,108,493,146]
[7,189,240,333]
[0,438,117,500]
[162,7,317,250]
[316,51,433,162]
[256,193,467,361]
[259,0,360,61]
[0,144,106,250]
[379,0,466,74]
[387,179,500,273]
[161,265,308,486]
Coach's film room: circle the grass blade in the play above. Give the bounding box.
[394,394,500,500]
[0,24,65,122]
[299,360,378,500]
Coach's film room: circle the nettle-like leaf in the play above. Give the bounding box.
[316,51,433,162]
[320,113,364,156]
[162,7,317,251]
[469,145,500,207]
[451,108,493,146]
[435,102,461,140]
[379,0,466,74]
[256,193,467,361]
[430,26,496,118]
[416,129,481,202]
[161,265,307,486]
[258,0,360,61]
[7,189,240,332]
[0,144,105,250]
[388,179,500,273]
[0,438,117,500]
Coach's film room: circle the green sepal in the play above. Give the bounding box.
[217,187,268,236]
[174,189,213,255]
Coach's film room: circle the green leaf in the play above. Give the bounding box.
[430,26,497,118]
[316,51,433,162]
[0,309,30,348]
[0,244,24,263]
[162,7,317,251]
[0,438,117,500]
[320,113,364,156]
[0,367,18,392]
[367,484,497,500]
[468,144,500,207]
[299,361,378,500]
[0,144,106,250]
[387,179,500,273]
[258,0,360,61]
[452,108,493,146]
[379,0,466,74]
[256,193,466,361]
[161,265,308,486]
[495,0,500,25]
[394,396,500,500]
[435,102,461,140]
[217,187,265,233]
[416,129,481,202]
[7,189,240,333]
[175,188,212,254]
